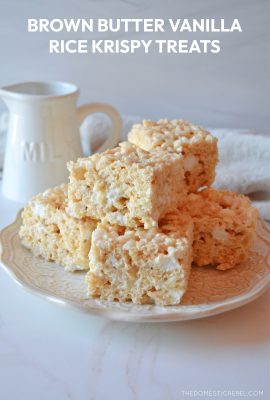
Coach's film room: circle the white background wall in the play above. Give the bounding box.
[0,0,269,133]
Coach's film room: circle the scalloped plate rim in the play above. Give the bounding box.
[0,210,270,322]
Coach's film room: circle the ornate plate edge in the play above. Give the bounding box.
[0,210,270,322]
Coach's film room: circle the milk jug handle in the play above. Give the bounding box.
[77,102,122,153]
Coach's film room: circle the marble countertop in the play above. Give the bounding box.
[0,184,269,400]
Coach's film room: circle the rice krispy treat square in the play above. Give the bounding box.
[67,142,186,229]
[19,185,97,271]
[86,211,193,306]
[182,188,258,270]
[128,119,218,192]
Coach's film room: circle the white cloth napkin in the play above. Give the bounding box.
[212,129,270,220]
[1,113,269,219]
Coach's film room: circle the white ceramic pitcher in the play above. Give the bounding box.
[0,81,122,202]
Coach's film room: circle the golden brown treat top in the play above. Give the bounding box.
[68,141,182,173]
[129,119,216,150]
[183,188,258,224]
[29,184,67,211]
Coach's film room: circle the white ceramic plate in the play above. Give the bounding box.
[1,211,270,322]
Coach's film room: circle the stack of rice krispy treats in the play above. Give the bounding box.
[20,119,258,306]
